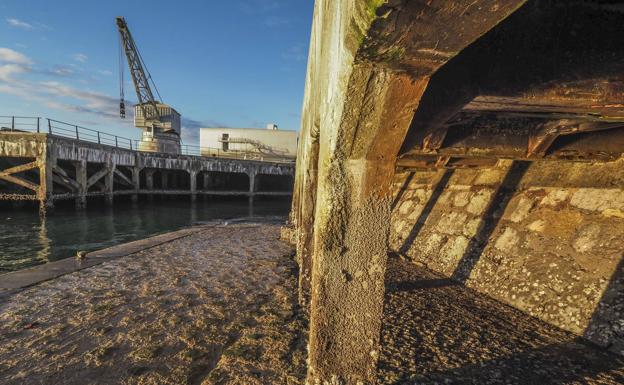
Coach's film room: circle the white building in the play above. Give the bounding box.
[200,124,298,161]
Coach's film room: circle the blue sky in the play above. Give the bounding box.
[0,0,313,144]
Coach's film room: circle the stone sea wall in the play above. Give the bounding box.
[390,159,624,355]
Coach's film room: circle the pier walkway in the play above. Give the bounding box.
[0,117,294,213]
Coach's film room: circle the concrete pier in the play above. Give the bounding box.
[0,132,294,214]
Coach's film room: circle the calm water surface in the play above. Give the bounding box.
[0,197,290,273]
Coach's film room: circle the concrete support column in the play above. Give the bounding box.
[203,173,211,190]
[305,64,428,383]
[171,172,178,190]
[161,171,169,191]
[38,153,55,217]
[104,163,115,206]
[249,171,256,194]
[74,160,87,209]
[189,170,197,202]
[248,171,256,209]
[145,169,154,203]
[309,161,396,384]
[38,162,54,216]
[131,166,140,203]
[296,135,319,310]
[248,196,254,217]
[145,170,154,190]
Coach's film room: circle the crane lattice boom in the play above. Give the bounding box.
[116,17,160,123]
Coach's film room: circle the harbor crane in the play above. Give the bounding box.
[116,16,181,154]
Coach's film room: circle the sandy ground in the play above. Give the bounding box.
[0,223,307,385]
[2,224,623,385]
[379,257,624,385]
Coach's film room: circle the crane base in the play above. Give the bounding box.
[138,131,181,154]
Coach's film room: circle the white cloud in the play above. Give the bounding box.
[0,47,33,65]
[45,65,75,77]
[0,47,201,136]
[72,53,88,63]
[0,56,121,120]
[181,117,228,145]
[0,63,29,81]
[0,82,32,98]
[97,69,113,76]
[6,18,33,30]
[39,81,119,116]
[0,48,32,82]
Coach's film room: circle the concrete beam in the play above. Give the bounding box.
[51,174,76,192]
[0,161,39,192]
[0,173,38,192]
[0,161,38,177]
[401,113,624,162]
[86,167,111,189]
[113,168,134,187]
[399,1,624,156]
[51,165,80,194]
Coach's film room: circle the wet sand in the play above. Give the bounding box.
[0,223,307,385]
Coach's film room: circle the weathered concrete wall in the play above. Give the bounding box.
[49,136,136,166]
[0,133,294,176]
[1,134,294,176]
[390,159,624,355]
[0,133,45,158]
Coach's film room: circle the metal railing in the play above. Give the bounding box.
[0,116,295,163]
[0,116,134,150]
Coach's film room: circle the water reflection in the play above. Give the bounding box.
[35,215,51,265]
[0,197,289,273]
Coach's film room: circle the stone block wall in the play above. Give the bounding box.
[390,159,624,355]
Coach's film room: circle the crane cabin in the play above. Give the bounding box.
[134,102,182,153]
